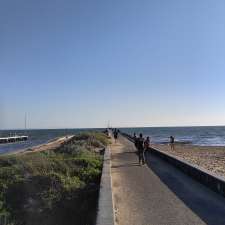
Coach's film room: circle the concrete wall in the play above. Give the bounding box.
[96,147,115,225]
[121,132,225,198]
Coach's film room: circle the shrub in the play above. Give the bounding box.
[0,131,106,225]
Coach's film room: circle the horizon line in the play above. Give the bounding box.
[1,124,225,130]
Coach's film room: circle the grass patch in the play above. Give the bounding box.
[0,131,109,225]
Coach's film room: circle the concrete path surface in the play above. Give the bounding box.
[111,134,225,225]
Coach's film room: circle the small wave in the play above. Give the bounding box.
[157,141,192,145]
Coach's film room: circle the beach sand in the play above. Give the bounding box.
[151,143,225,178]
[14,135,74,155]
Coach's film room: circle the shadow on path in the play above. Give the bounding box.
[111,151,138,155]
[146,152,225,225]
[111,162,140,169]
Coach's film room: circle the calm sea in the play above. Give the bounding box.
[120,126,225,147]
[0,128,104,154]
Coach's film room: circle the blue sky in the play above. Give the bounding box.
[1,0,225,129]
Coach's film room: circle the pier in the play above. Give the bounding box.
[0,136,28,144]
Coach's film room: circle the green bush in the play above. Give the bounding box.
[0,131,106,225]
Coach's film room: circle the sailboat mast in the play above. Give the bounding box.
[25,113,27,130]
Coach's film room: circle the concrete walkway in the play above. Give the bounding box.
[111,135,225,225]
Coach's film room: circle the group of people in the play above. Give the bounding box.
[133,133,150,165]
[111,129,175,165]
[133,133,176,165]
[113,129,119,142]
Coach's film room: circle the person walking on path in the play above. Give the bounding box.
[144,136,150,151]
[137,133,145,165]
[114,129,118,143]
[133,133,138,149]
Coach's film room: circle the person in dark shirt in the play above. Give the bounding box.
[170,136,175,143]
[133,133,138,148]
[169,136,175,150]
[137,133,145,165]
[113,129,118,142]
[144,136,150,150]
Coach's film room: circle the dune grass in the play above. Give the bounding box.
[0,131,110,225]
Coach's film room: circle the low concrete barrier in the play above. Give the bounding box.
[121,132,225,198]
[96,146,115,225]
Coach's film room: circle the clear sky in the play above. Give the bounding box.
[1,0,225,129]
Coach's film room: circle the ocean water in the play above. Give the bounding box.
[0,128,104,154]
[1,126,225,154]
[120,126,225,147]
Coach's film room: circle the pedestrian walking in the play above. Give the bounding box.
[114,129,118,142]
[144,136,150,150]
[133,133,138,148]
[137,133,145,165]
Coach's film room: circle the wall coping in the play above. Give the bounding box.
[96,146,115,225]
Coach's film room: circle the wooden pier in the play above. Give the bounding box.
[0,136,28,144]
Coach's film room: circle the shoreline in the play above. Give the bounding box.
[152,143,225,178]
[8,135,74,155]
[154,142,225,147]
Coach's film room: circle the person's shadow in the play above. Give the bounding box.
[111,162,140,169]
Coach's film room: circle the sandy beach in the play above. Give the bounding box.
[14,135,74,155]
[151,143,225,178]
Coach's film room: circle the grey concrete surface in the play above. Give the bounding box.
[111,135,225,225]
[122,132,225,198]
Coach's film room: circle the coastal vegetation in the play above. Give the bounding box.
[0,131,110,225]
